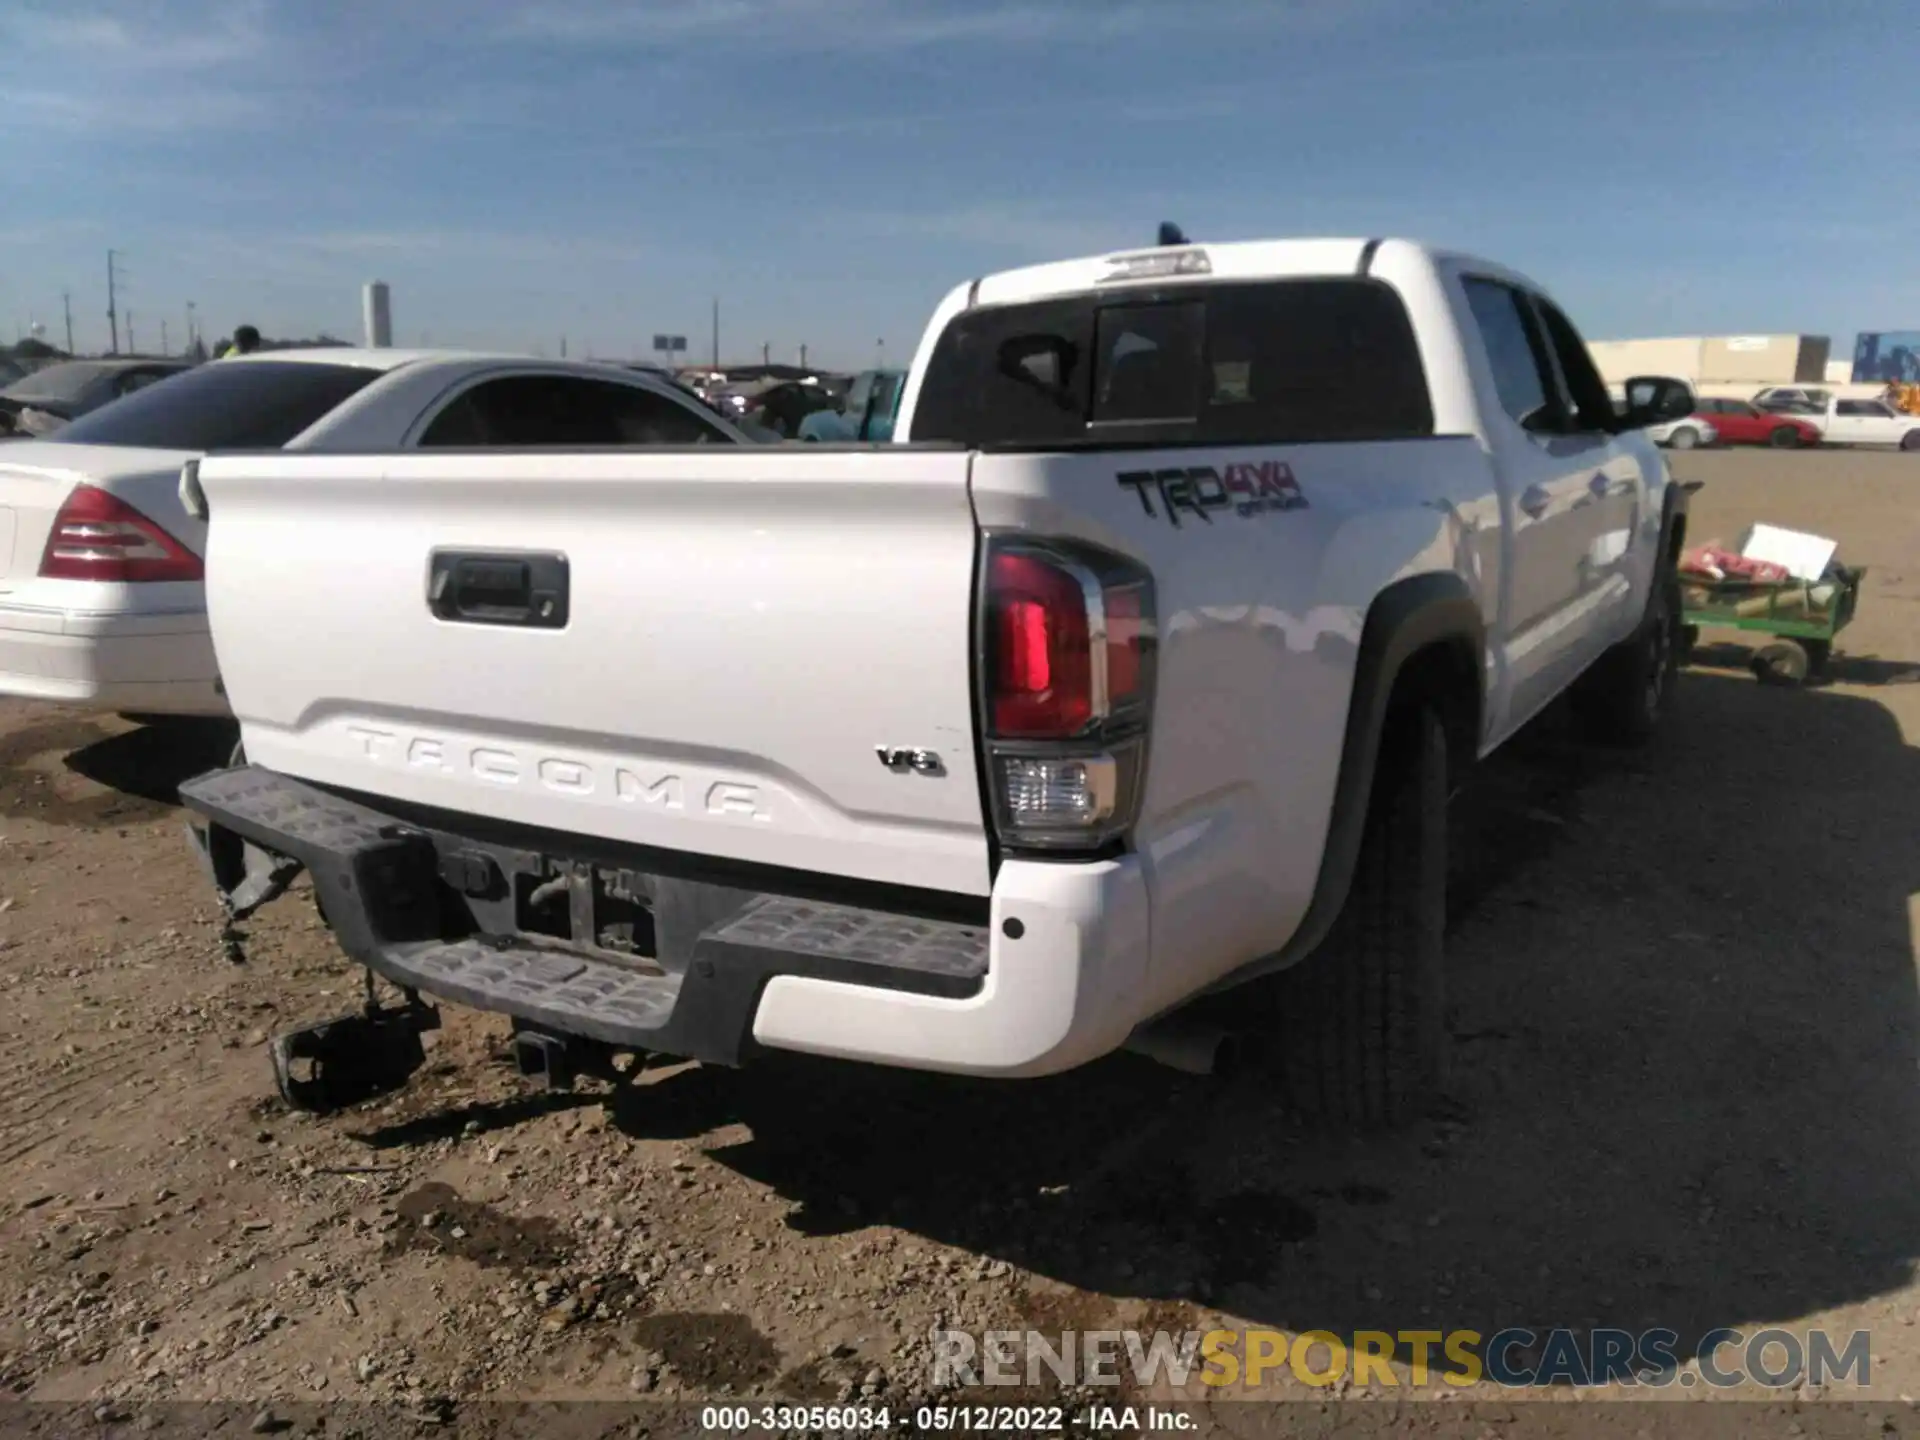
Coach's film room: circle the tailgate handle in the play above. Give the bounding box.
[428,550,569,629]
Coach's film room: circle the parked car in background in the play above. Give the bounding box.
[742,379,840,437]
[1692,397,1820,448]
[0,350,770,719]
[0,358,193,437]
[1610,381,1713,449]
[1646,413,1718,450]
[1795,396,1920,450]
[1752,386,1830,417]
[797,368,905,442]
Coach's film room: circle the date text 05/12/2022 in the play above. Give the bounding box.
[698,1403,1194,1433]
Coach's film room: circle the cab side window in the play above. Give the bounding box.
[1532,299,1617,434]
[1462,277,1556,431]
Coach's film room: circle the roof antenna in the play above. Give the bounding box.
[1157,222,1189,247]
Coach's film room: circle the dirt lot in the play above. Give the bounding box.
[2,447,1918,1431]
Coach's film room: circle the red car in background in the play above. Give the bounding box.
[1693,397,1820,448]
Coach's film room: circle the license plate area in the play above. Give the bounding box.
[512,860,663,974]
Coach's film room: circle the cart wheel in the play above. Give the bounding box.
[1679,624,1700,662]
[1751,639,1810,686]
[1801,638,1832,675]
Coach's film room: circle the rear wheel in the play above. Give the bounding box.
[1900,431,1920,453]
[1769,425,1801,449]
[1572,562,1680,745]
[1267,704,1449,1130]
[1666,426,1701,451]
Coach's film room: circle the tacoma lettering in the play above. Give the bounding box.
[1118,461,1308,527]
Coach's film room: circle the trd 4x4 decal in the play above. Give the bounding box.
[1117,461,1308,528]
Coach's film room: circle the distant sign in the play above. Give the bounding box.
[652,334,688,353]
[1852,332,1920,384]
[1724,336,1772,352]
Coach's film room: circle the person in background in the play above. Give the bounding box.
[223,325,262,359]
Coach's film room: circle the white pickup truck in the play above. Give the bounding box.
[178,236,1694,1128]
[1795,395,1920,450]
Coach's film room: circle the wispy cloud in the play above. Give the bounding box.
[0,0,272,133]
[8,86,265,133]
[495,0,1383,51]
[0,0,267,72]
[0,219,109,248]
[292,229,651,269]
[835,202,1158,258]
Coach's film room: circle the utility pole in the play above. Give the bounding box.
[62,293,74,355]
[761,341,770,366]
[876,338,885,368]
[161,319,170,356]
[106,249,122,355]
[711,298,720,369]
[799,343,808,369]
[126,311,136,354]
[560,335,567,359]
[186,301,197,352]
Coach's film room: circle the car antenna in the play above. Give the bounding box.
[1157,222,1189,246]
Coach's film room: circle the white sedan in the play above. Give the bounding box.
[0,349,768,719]
[1646,414,1718,450]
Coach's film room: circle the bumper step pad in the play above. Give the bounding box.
[179,765,989,1065]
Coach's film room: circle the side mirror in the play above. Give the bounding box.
[1620,375,1695,429]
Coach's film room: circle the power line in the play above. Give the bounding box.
[106,249,123,355]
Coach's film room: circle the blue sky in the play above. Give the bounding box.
[1,0,1912,368]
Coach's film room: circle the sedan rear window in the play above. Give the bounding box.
[50,361,384,450]
[911,278,1434,449]
[1,362,121,403]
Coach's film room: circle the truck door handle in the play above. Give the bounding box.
[428,550,570,629]
[1519,484,1553,519]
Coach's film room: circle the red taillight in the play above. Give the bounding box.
[38,483,203,583]
[988,550,1093,738]
[981,539,1157,853]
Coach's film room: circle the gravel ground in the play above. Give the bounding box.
[0,447,1917,1436]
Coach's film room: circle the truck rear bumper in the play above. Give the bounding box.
[177,765,1148,1079]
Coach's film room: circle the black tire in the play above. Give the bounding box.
[1769,425,1801,449]
[1679,623,1701,662]
[1666,426,1701,451]
[1801,638,1832,675]
[1901,431,1920,453]
[1270,705,1448,1130]
[1752,640,1809,686]
[1572,565,1681,745]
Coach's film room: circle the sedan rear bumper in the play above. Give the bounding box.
[0,598,226,713]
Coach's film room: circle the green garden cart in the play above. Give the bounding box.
[1678,564,1865,686]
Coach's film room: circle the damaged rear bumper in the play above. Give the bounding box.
[176,764,994,1069]
[177,764,1151,1078]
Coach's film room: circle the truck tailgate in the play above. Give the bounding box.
[195,448,990,896]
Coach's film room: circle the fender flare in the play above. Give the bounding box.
[1211,571,1485,990]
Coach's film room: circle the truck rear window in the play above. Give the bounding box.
[911,278,1434,449]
